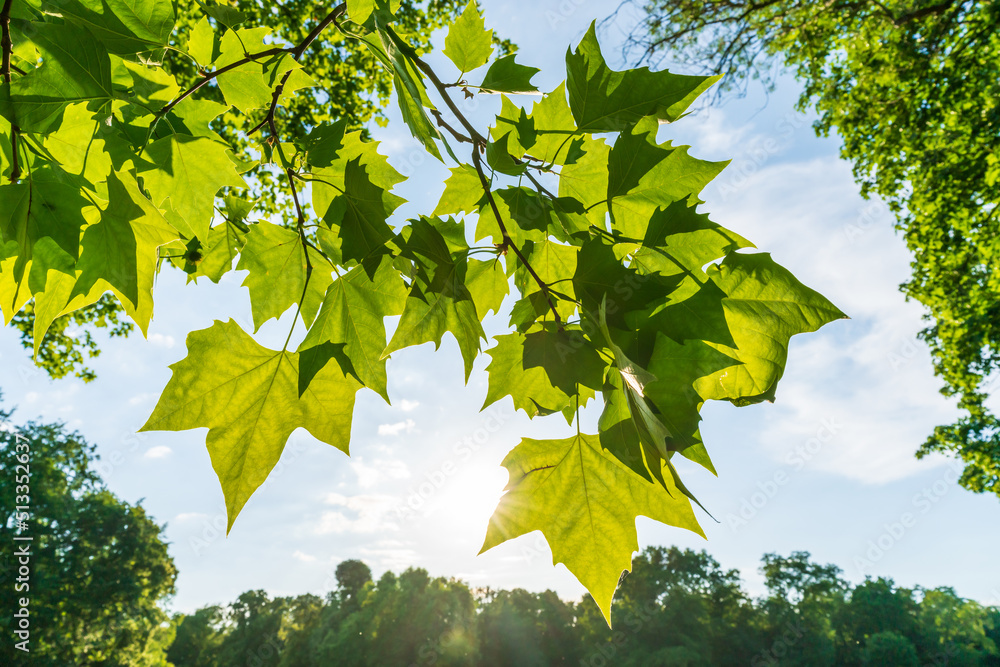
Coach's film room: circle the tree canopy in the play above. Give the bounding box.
[619,0,1000,499]
[0,395,177,665]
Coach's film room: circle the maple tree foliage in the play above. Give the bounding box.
[0,0,844,620]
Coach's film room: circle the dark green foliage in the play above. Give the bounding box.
[166,549,999,667]
[0,397,177,665]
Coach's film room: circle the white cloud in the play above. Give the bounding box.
[148,333,176,348]
[399,399,420,412]
[359,541,419,570]
[174,512,209,523]
[292,550,317,563]
[350,457,411,488]
[128,393,155,406]
[145,445,173,459]
[315,493,399,534]
[378,419,416,436]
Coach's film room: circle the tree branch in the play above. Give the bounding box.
[1,0,12,82]
[412,54,564,326]
[2,0,21,182]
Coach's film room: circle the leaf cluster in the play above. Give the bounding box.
[0,0,843,619]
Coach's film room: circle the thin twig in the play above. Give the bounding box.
[430,110,475,144]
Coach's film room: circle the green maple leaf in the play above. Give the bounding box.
[566,23,718,132]
[573,238,677,330]
[324,159,403,264]
[72,171,179,329]
[479,54,541,94]
[1,23,114,132]
[236,222,331,331]
[490,96,534,159]
[199,1,247,29]
[433,164,484,217]
[188,16,222,67]
[304,120,348,168]
[645,335,742,472]
[214,28,305,113]
[557,136,610,227]
[490,84,580,166]
[466,257,509,317]
[475,187,546,247]
[121,59,182,110]
[374,23,447,162]
[59,0,175,54]
[189,221,248,284]
[486,134,527,176]
[522,82,579,165]
[185,196,253,283]
[514,238,579,324]
[598,371,660,484]
[347,0,376,25]
[383,217,485,380]
[703,252,848,403]
[28,241,108,354]
[0,241,29,325]
[299,255,407,401]
[141,320,363,531]
[482,433,704,624]
[40,103,114,185]
[310,135,407,263]
[0,168,92,311]
[443,1,494,74]
[628,201,754,279]
[139,134,246,241]
[607,117,728,239]
[483,324,605,418]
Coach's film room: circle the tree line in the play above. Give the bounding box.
[166,550,1000,667]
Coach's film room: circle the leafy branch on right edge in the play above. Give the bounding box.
[0,0,846,624]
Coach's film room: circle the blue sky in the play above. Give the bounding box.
[2,0,999,613]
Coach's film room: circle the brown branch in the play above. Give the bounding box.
[410,54,564,326]
[155,46,289,121]
[262,4,350,334]
[2,0,21,182]
[292,3,347,58]
[1,0,12,82]
[430,109,474,144]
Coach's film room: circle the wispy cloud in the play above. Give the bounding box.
[378,419,416,436]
